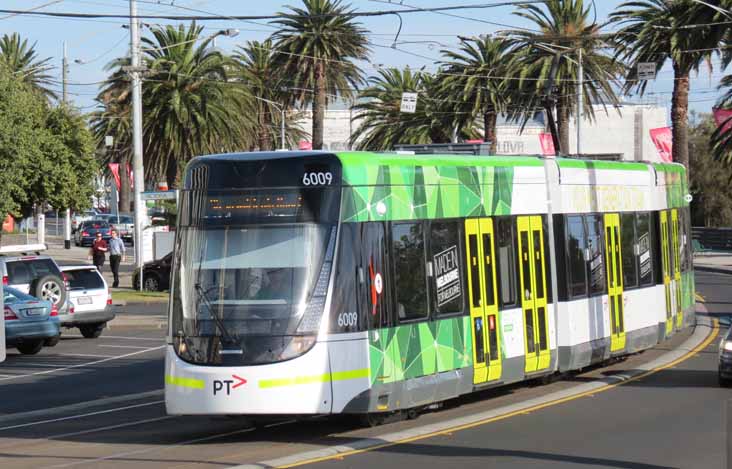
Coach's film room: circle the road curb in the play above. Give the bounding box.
[695,265,732,275]
[230,316,717,469]
[108,314,167,328]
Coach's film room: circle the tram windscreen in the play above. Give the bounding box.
[170,187,339,366]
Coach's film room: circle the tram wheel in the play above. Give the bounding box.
[406,408,420,420]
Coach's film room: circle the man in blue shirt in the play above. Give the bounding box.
[108,229,126,288]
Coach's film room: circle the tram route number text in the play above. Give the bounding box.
[337,312,358,328]
[302,172,333,186]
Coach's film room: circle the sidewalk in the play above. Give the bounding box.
[694,251,732,274]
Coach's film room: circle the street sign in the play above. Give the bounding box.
[400,92,418,113]
[637,62,656,81]
[141,190,177,201]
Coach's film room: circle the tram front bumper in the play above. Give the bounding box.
[164,344,336,415]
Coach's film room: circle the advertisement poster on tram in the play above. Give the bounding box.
[434,245,461,306]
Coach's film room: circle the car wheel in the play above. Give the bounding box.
[79,323,105,339]
[44,335,60,347]
[17,340,44,355]
[32,275,67,308]
[143,275,161,292]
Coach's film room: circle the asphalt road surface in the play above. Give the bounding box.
[0,270,727,469]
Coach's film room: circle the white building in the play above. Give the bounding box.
[296,103,669,162]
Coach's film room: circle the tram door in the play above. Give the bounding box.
[517,216,550,373]
[671,209,683,329]
[464,218,502,385]
[604,214,626,352]
[660,211,674,336]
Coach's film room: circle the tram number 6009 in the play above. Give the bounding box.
[337,312,358,329]
[302,172,333,186]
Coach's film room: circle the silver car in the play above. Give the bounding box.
[60,266,115,338]
[0,246,68,311]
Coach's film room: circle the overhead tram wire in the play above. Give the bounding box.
[0,0,65,20]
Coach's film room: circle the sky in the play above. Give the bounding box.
[0,0,728,118]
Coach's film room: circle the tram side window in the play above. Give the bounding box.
[495,217,517,308]
[585,215,606,296]
[566,216,588,298]
[360,222,391,330]
[680,208,692,272]
[637,212,654,286]
[429,221,464,316]
[329,223,360,333]
[620,213,638,290]
[392,222,429,321]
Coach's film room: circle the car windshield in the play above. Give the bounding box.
[118,216,133,224]
[86,220,110,228]
[3,286,35,303]
[64,269,104,290]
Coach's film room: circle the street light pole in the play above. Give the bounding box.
[129,0,145,291]
[62,42,72,249]
[576,48,583,156]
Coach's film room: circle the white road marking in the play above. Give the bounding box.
[99,345,155,349]
[43,423,257,468]
[0,346,165,381]
[0,400,165,432]
[57,353,116,358]
[0,363,79,368]
[62,334,164,341]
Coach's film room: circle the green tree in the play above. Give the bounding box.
[611,0,729,168]
[506,0,623,155]
[272,0,369,150]
[350,67,478,150]
[0,33,56,101]
[440,36,511,154]
[688,113,732,226]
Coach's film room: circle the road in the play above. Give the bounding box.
[0,269,726,469]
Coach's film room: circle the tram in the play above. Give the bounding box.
[165,151,694,416]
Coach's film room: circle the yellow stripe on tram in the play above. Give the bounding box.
[695,293,705,303]
[259,368,370,389]
[165,374,206,390]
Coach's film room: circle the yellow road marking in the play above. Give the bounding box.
[279,321,719,468]
[696,293,706,303]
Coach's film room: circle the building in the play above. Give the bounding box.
[295,103,669,162]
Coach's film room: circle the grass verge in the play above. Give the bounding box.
[112,289,169,304]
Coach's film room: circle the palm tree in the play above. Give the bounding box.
[272,0,369,150]
[233,39,291,151]
[440,36,511,154]
[0,33,55,100]
[611,0,728,168]
[350,67,478,150]
[506,0,623,155]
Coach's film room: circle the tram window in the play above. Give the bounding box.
[680,208,692,272]
[361,223,390,329]
[566,216,588,298]
[392,222,429,321]
[429,221,464,316]
[330,223,360,333]
[637,212,654,286]
[586,215,606,296]
[552,214,568,301]
[620,213,638,289]
[495,217,517,308]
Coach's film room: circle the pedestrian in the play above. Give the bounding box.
[108,229,126,288]
[89,232,108,272]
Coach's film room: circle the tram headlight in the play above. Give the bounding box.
[723,340,732,353]
[279,335,316,360]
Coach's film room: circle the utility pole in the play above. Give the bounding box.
[129,0,146,290]
[62,42,71,249]
[576,48,583,156]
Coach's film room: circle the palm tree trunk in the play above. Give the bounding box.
[258,107,272,151]
[312,60,326,150]
[557,94,570,155]
[118,151,131,213]
[483,110,497,154]
[671,63,690,168]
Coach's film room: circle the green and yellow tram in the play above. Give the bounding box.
[165,151,694,416]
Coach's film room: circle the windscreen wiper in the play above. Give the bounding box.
[195,283,236,344]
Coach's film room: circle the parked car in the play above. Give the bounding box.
[0,246,68,313]
[60,266,115,338]
[4,286,60,355]
[74,220,111,247]
[110,214,134,244]
[132,252,172,291]
[71,210,98,233]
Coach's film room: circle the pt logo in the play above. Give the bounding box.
[213,374,247,395]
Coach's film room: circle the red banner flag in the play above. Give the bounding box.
[713,108,732,134]
[298,140,312,150]
[649,127,673,162]
[108,163,133,190]
[539,133,555,157]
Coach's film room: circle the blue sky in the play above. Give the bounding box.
[1,0,727,117]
